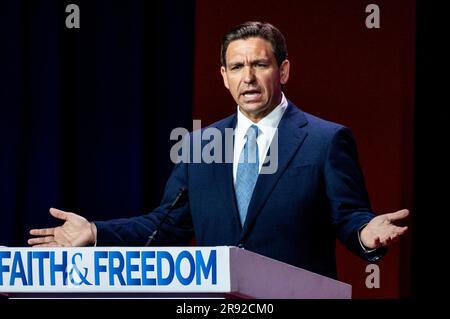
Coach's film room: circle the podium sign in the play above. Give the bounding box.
[0,246,351,298]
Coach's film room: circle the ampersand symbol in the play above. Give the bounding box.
[69,253,92,286]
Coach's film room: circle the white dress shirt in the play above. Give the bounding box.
[233,93,288,184]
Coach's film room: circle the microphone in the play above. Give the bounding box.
[145,186,188,246]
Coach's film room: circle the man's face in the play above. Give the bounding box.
[221,37,290,122]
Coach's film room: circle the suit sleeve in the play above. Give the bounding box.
[324,126,387,262]
[94,162,194,246]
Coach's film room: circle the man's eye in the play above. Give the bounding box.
[256,63,268,68]
[231,65,242,70]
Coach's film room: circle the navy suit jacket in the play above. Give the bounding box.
[95,101,384,279]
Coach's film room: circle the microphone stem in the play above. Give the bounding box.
[145,187,187,247]
[145,230,158,246]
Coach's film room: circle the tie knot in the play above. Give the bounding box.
[246,125,258,141]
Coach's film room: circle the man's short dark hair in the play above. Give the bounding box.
[220,21,288,67]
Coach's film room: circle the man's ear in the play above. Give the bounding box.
[220,66,230,89]
[280,60,290,85]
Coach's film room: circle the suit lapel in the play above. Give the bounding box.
[212,115,241,228]
[240,102,309,241]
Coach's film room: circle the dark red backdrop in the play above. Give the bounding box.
[193,0,415,298]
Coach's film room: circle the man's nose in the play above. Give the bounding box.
[243,66,256,83]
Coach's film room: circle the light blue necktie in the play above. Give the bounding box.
[235,125,259,226]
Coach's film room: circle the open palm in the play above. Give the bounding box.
[360,209,409,249]
[28,208,95,247]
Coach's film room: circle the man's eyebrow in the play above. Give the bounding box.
[251,59,270,64]
[227,58,270,66]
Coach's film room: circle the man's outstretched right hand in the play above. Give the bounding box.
[28,208,97,247]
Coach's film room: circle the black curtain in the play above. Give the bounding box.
[411,1,447,299]
[0,0,195,246]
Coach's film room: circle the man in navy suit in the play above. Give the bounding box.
[28,22,409,279]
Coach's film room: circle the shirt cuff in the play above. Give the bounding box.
[358,223,377,253]
[90,222,97,247]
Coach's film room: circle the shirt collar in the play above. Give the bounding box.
[236,92,288,135]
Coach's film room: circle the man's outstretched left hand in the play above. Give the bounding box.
[360,209,409,249]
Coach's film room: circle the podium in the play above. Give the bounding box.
[0,246,351,299]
